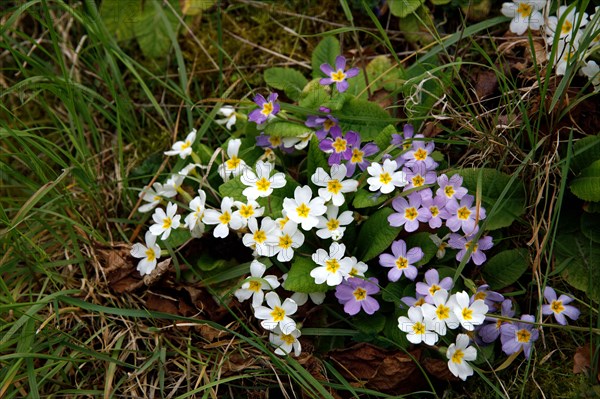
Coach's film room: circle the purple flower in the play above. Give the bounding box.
[402,135,437,170]
[542,286,580,325]
[437,174,468,201]
[379,239,423,282]
[344,133,379,176]
[401,293,427,308]
[500,314,539,359]
[415,269,454,304]
[471,284,504,311]
[319,130,357,165]
[448,234,493,266]
[391,124,415,149]
[305,108,341,140]
[248,93,280,124]
[445,194,486,235]
[479,299,515,343]
[403,163,437,190]
[335,277,380,315]
[320,56,360,93]
[388,191,428,232]
[420,189,449,229]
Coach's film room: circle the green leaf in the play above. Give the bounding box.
[181,0,215,15]
[581,213,600,243]
[481,249,529,290]
[571,135,600,174]
[381,280,410,304]
[555,233,600,303]
[99,0,140,41]
[163,227,191,249]
[356,208,402,261]
[196,253,233,272]
[218,176,246,201]
[264,121,313,138]
[263,68,308,101]
[389,0,425,18]
[404,232,438,266]
[299,79,331,110]
[337,98,393,141]
[283,257,330,293]
[352,313,386,335]
[307,136,330,181]
[570,161,600,201]
[373,125,397,154]
[352,189,389,209]
[382,310,409,349]
[311,36,340,79]
[133,0,181,58]
[366,56,402,92]
[455,168,526,230]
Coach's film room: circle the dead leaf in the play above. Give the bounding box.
[146,292,179,315]
[574,343,600,382]
[96,244,144,293]
[475,70,498,99]
[142,258,171,286]
[422,357,459,381]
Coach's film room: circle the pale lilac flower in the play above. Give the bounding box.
[416,269,454,304]
[448,234,493,266]
[403,163,437,190]
[366,159,407,194]
[445,194,486,235]
[500,314,539,358]
[130,231,161,276]
[436,174,468,201]
[391,124,415,150]
[420,189,449,229]
[388,191,428,232]
[319,130,357,165]
[378,239,423,282]
[501,0,545,35]
[344,133,379,176]
[305,108,341,140]
[254,292,297,334]
[335,277,380,316]
[398,306,439,345]
[256,133,286,150]
[319,55,360,93]
[479,299,515,343]
[447,334,477,381]
[248,93,280,124]
[471,284,504,312]
[401,293,427,308]
[235,260,280,308]
[542,286,580,325]
[149,202,181,240]
[402,135,437,170]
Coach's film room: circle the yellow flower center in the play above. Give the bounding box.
[256,177,271,192]
[281,333,296,345]
[404,207,418,221]
[226,155,241,170]
[331,69,347,82]
[451,349,465,364]
[430,206,439,217]
[327,179,343,194]
[326,218,340,231]
[436,304,450,320]
[296,203,311,218]
[413,148,428,161]
[561,20,573,35]
[551,300,565,313]
[462,307,473,321]
[349,267,359,276]
[414,297,426,306]
[278,217,289,230]
[395,257,408,269]
[270,306,285,322]
[351,148,364,163]
[474,291,487,301]
[412,322,426,335]
[249,280,262,293]
[279,234,293,249]
[181,141,191,150]
[253,230,267,243]
[239,204,254,218]
[465,241,479,253]
[145,248,156,262]
[269,135,282,147]
[325,258,340,273]
[444,185,455,198]
[219,211,231,225]
[353,287,367,301]
[516,329,531,343]
[162,217,172,229]
[517,2,533,18]
[332,137,347,153]
[457,206,471,220]
[323,119,335,131]
[412,175,425,187]
[429,284,441,296]
[379,172,392,185]
[261,101,274,116]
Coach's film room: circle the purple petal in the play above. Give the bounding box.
[391,240,407,258]
[345,161,357,177]
[345,131,360,147]
[345,67,360,78]
[336,80,349,93]
[404,266,418,280]
[334,55,346,71]
[543,286,557,302]
[361,297,380,314]
[379,253,397,268]
[320,63,334,76]
[344,300,361,316]
[253,94,267,107]
[562,305,581,321]
[387,213,404,227]
[320,77,334,86]
[362,143,379,156]
[267,92,279,103]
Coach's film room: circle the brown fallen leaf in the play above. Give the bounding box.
[423,357,459,382]
[96,244,144,293]
[475,70,498,100]
[146,292,179,315]
[574,343,600,382]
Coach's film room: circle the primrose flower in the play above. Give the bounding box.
[248,93,280,124]
[398,306,439,345]
[215,106,237,130]
[235,260,280,308]
[218,139,248,180]
[542,286,580,325]
[445,194,486,235]
[282,132,312,151]
[267,220,305,262]
[242,217,278,256]
[479,299,515,343]
[436,174,468,201]
[233,200,264,227]
[149,202,181,240]
[403,163,437,190]
[402,135,437,170]
[310,242,353,286]
[305,108,341,140]
[401,293,427,308]
[184,190,207,237]
[256,133,287,151]
[319,55,360,93]
[391,124,415,150]
[130,231,161,276]
[451,291,489,331]
[378,239,423,282]
[269,326,302,356]
[500,0,545,35]
[315,205,354,240]
[335,277,380,316]
[254,292,298,334]
[138,182,174,213]
[553,40,582,76]
[290,292,326,306]
[202,196,243,238]
[346,256,368,278]
[447,334,477,381]
[283,185,327,231]
[311,164,359,206]
[319,130,357,165]
[163,174,184,197]
[366,159,407,194]
[241,161,287,201]
[429,233,450,259]
[388,191,429,232]
[448,234,494,266]
[164,129,196,159]
[471,284,504,312]
[420,189,449,229]
[547,5,588,40]
[581,60,600,92]
[178,163,202,177]
[500,314,539,358]
[344,133,379,177]
[421,289,460,335]
[416,269,454,303]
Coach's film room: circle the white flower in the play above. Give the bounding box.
[366,159,407,194]
[398,306,439,345]
[130,231,161,276]
[138,182,173,213]
[269,326,302,356]
[218,139,248,180]
[553,40,581,76]
[266,220,305,262]
[241,161,286,201]
[178,163,202,176]
[581,60,600,91]
[164,174,185,197]
[283,132,312,150]
[149,202,181,240]
[242,217,278,256]
[254,292,298,334]
[164,129,196,159]
[315,205,354,240]
[446,334,477,381]
[290,292,326,306]
[311,164,359,206]
[215,106,237,130]
[346,256,368,278]
[450,291,488,331]
[202,196,243,238]
[420,289,460,336]
[500,0,545,35]
[233,200,264,227]
[429,233,450,259]
[283,185,327,231]
[310,242,353,286]
[547,5,589,40]
[234,260,280,308]
[184,190,207,237]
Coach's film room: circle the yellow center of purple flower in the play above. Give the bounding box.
[351,148,364,163]
[269,135,282,147]
[516,329,531,343]
[474,291,487,301]
[551,300,565,313]
[331,69,347,82]
[261,101,274,116]
[457,206,471,220]
[404,207,418,221]
[465,241,479,253]
[332,137,347,153]
[430,206,439,217]
[412,175,425,187]
[395,257,408,269]
[429,284,441,296]
[353,287,367,301]
[323,119,335,131]
[444,185,455,198]
[413,148,428,161]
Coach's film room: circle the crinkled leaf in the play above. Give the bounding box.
[338,98,393,141]
[357,208,402,261]
[311,36,340,79]
[264,121,313,138]
[218,176,246,201]
[134,0,181,58]
[366,56,403,92]
[298,79,331,110]
[382,310,410,349]
[352,189,389,209]
[162,227,191,249]
[570,161,600,201]
[481,249,529,290]
[181,0,215,15]
[352,313,386,335]
[99,0,140,41]
[571,135,600,174]
[555,233,600,303]
[581,213,600,243]
[405,232,438,266]
[283,257,330,293]
[389,0,425,17]
[373,124,397,154]
[264,67,308,101]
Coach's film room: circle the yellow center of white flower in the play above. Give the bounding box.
[561,20,573,35]
[226,155,241,170]
[279,234,293,249]
[430,206,439,217]
[219,211,231,225]
[379,172,392,185]
[462,307,473,321]
[327,179,343,194]
[351,148,364,163]
[239,204,254,218]
[451,349,465,364]
[457,206,471,220]
[249,280,262,293]
[278,217,289,230]
[412,175,425,187]
[296,203,311,218]
[326,218,340,231]
[395,257,408,269]
[253,230,267,244]
[349,267,359,276]
[270,306,285,322]
[256,177,271,192]
[412,322,426,335]
[325,258,340,273]
[353,287,367,301]
[269,136,282,147]
[517,2,533,18]
[332,137,347,153]
[551,300,565,313]
[413,148,428,161]
[181,141,191,150]
[436,304,450,320]
[516,329,531,343]
[162,217,172,229]
[145,248,156,262]
[404,207,418,221]
[331,69,347,82]
[281,333,296,345]
[261,102,274,116]
[444,185,455,198]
